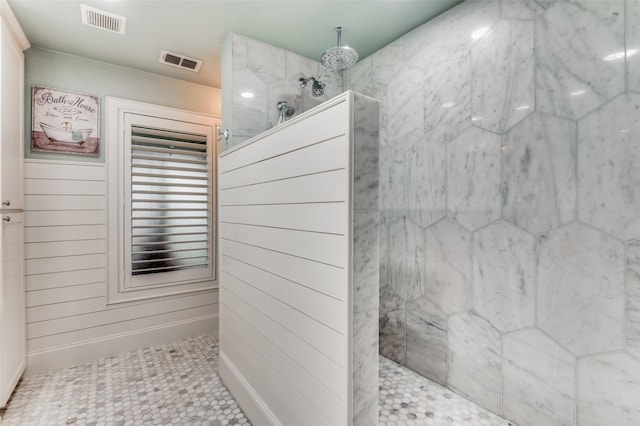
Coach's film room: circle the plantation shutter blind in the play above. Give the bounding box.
[123,113,215,289]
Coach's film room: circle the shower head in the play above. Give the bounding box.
[311,79,325,96]
[298,76,325,97]
[321,27,359,71]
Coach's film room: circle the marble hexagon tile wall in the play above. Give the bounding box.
[537,223,625,356]
[503,328,576,426]
[502,112,577,235]
[471,19,535,133]
[628,0,640,91]
[536,1,626,120]
[578,93,640,241]
[345,0,640,425]
[224,33,342,150]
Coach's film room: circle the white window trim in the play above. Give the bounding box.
[106,97,219,304]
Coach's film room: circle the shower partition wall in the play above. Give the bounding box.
[218,91,380,425]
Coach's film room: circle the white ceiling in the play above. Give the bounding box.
[7,0,461,88]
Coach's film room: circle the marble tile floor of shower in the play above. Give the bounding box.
[0,333,515,426]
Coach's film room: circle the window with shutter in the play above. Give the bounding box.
[107,98,218,303]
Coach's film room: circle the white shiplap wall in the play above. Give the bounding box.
[23,159,218,374]
[218,95,355,425]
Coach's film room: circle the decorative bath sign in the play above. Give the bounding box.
[31,86,100,157]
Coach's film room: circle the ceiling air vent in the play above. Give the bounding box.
[81,4,126,35]
[159,50,203,73]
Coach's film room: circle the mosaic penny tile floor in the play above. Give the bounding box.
[1,333,515,425]
[378,357,515,426]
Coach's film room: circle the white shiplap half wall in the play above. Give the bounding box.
[23,159,218,375]
[218,94,353,425]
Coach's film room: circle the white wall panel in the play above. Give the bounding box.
[221,272,344,363]
[219,135,348,190]
[24,161,105,181]
[221,302,345,423]
[219,93,361,425]
[220,222,346,268]
[25,239,105,259]
[219,169,347,206]
[28,304,217,354]
[219,99,348,173]
[25,254,105,275]
[24,179,104,195]
[24,194,105,211]
[25,211,106,227]
[27,297,107,324]
[25,268,105,291]
[23,159,218,374]
[221,288,345,399]
[220,327,332,426]
[220,202,346,234]
[24,225,105,243]
[220,255,344,333]
[221,239,346,301]
[26,282,104,306]
[27,291,218,339]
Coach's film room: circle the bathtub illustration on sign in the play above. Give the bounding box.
[31,86,100,157]
[39,122,93,144]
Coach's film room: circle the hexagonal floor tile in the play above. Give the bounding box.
[0,334,250,426]
[379,356,513,426]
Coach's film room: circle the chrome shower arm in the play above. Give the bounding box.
[298,76,316,88]
[298,76,325,97]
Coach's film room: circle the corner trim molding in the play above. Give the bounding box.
[0,0,30,51]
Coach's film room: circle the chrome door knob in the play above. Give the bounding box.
[1,200,9,207]
[2,216,10,223]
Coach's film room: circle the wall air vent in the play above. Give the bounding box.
[159,50,203,73]
[81,4,126,35]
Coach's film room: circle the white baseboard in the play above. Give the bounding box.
[219,351,281,426]
[26,314,218,376]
